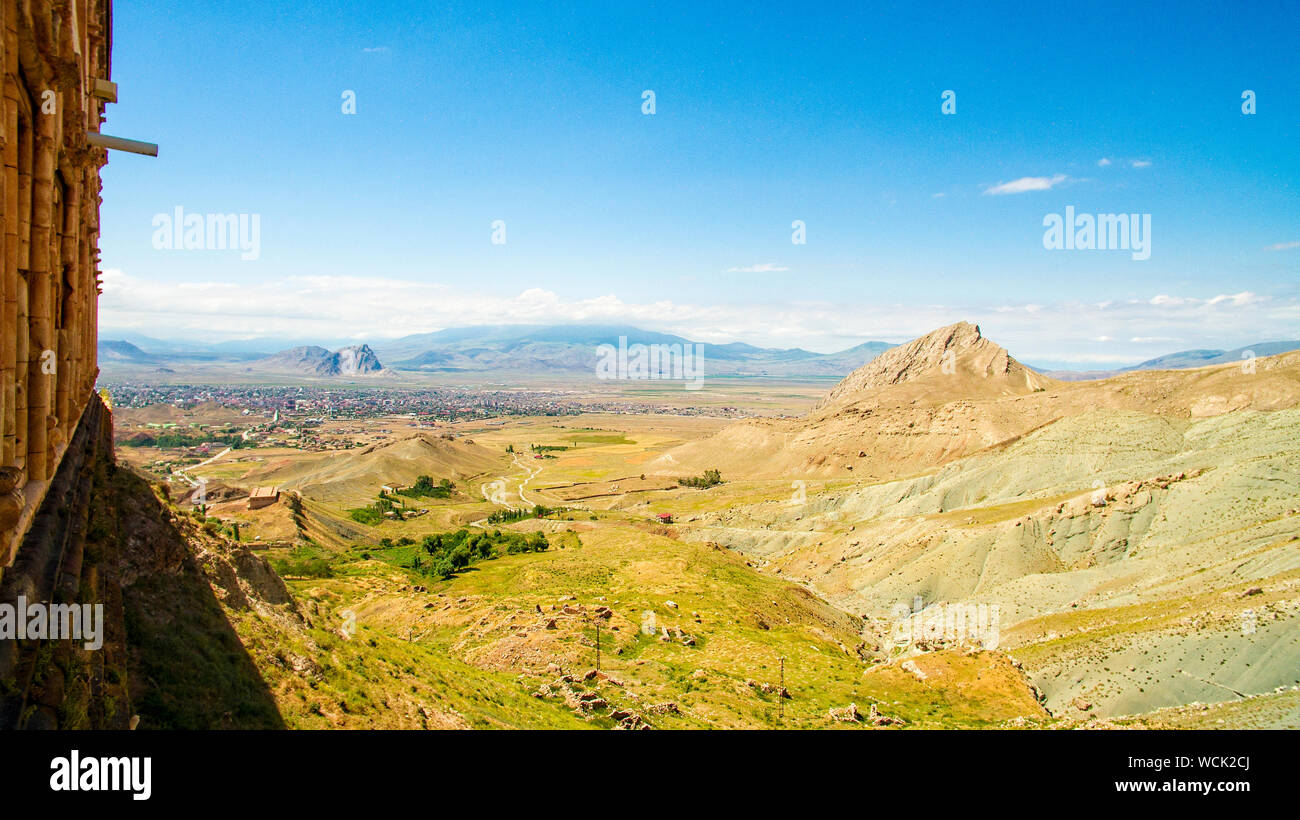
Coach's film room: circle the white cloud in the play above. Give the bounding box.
[983,174,1069,195]
[1205,291,1262,307]
[1130,159,1152,168]
[1097,158,1112,167]
[1151,292,1260,309]
[725,263,790,273]
[1265,240,1300,251]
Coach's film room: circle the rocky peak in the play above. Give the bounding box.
[334,344,383,375]
[816,321,1048,410]
[258,344,385,376]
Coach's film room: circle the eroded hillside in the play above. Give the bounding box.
[129,474,1054,728]
[662,324,1300,725]
[653,322,1300,480]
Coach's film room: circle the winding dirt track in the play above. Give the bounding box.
[473,454,545,527]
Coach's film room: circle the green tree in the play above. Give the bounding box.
[423,534,443,556]
[449,545,471,571]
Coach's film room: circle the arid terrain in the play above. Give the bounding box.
[105,322,1300,729]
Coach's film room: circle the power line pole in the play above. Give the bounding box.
[778,656,786,723]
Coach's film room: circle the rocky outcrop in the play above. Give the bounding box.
[333,344,384,375]
[817,321,1052,410]
[114,469,289,729]
[255,344,385,376]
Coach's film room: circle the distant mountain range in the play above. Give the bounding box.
[95,325,1300,382]
[97,324,895,379]
[373,324,894,377]
[97,339,387,377]
[1032,340,1300,381]
[1124,341,1300,371]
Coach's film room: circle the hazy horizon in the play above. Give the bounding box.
[97,317,1300,374]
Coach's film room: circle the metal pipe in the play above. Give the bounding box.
[85,132,158,157]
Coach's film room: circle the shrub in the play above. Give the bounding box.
[678,469,723,489]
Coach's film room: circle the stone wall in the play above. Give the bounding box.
[0,0,112,569]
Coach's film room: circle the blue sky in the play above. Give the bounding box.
[99,0,1298,366]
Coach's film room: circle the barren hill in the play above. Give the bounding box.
[653,322,1300,481]
[256,344,386,377]
[116,401,253,426]
[817,322,1054,410]
[685,406,1300,719]
[240,432,507,505]
[660,321,1300,722]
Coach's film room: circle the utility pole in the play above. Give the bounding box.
[778,656,786,723]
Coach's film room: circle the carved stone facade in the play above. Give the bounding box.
[0,0,112,571]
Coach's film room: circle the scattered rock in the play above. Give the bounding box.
[614,712,651,730]
[746,679,781,695]
[867,703,905,726]
[829,703,861,723]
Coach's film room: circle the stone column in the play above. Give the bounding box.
[2,76,19,468]
[58,178,80,439]
[25,98,56,481]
